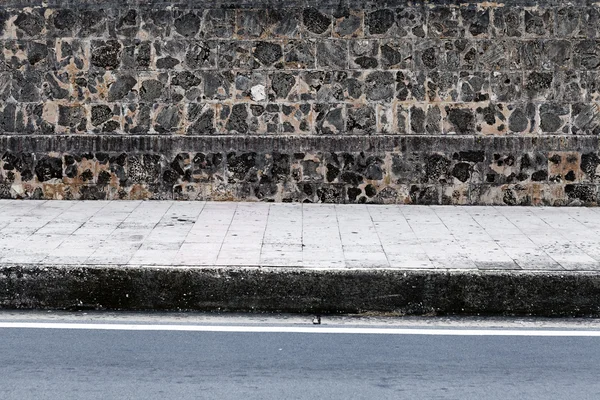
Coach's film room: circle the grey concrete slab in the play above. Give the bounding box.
[0,201,598,272]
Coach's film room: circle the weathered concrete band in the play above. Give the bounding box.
[1,0,598,9]
[1,134,598,153]
[2,265,600,317]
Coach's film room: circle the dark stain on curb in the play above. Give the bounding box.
[1,266,599,317]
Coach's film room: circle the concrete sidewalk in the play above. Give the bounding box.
[1,200,600,316]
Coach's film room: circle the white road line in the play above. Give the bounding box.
[1,323,600,336]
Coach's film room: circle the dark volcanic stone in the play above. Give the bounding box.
[155,106,181,133]
[410,185,440,205]
[509,109,528,132]
[447,108,475,133]
[171,71,201,90]
[0,11,8,37]
[204,72,232,100]
[396,7,426,38]
[420,47,438,69]
[317,186,342,203]
[365,184,377,197]
[35,157,62,182]
[493,8,522,37]
[456,151,484,163]
[226,104,249,134]
[58,105,85,128]
[314,104,343,134]
[303,8,330,35]
[452,162,471,182]
[426,154,451,182]
[91,105,113,126]
[103,121,120,133]
[491,72,522,102]
[269,9,300,38]
[531,170,548,181]
[462,8,489,37]
[354,56,377,69]
[574,40,600,69]
[316,41,348,69]
[539,103,568,133]
[366,9,394,35]
[410,106,426,133]
[140,79,164,102]
[91,40,122,69]
[525,72,553,99]
[381,43,408,68]
[347,187,361,201]
[53,9,79,31]
[572,103,600,135]
[565,184,597,202]
[254,42,283,66]
[365,162,383,180]
[428,7,460,37]
[11,71,42,102]
[174,12,201,38]
[539,114,561,133]
[347,105,375,134]
[188,104,215,134]
[79,9,107,37]
[117,9,138,37]
[581,153,600,180]
[156,57,180,69]
[326,163,340,182]
[81,169,94,182]
[186,41,216,69]
[15,11,44,36]
[108,75,137,101]
[271,73,295,98]
[525,9,553,36]
[236,10,268,38]
[271,153,290,180]
[28,41,48,66]
[0,2,596,205]
[0,104,16,133]
[228,152,256,180]
[334,10,361,37]
[365,72,394,101]
[284,40,315,69]
[341,171,363,186]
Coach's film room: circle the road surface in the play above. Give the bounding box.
[0,312,599,399]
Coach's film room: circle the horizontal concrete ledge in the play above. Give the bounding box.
[1,0,593,9]
[1,134,597,154]
[2,265,600,317]
[2,0,594,10]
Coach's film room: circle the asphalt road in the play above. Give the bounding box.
[1,315,599,400]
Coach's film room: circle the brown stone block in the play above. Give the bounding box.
[279,103,313,134]
[548,152,583,183]
[249,104,280,134]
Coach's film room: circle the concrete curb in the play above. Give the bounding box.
[1,265,600,317]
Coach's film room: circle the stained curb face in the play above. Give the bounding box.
[2,265,599,317]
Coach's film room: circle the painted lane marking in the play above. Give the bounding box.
[1,323,600,336]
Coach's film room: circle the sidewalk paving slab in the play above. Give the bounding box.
[1,201,600,316]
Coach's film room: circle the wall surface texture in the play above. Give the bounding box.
[0,0,599,204]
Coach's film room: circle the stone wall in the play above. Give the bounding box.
[0,0,599,204]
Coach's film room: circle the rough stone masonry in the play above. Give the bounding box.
[0,0,599,204]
